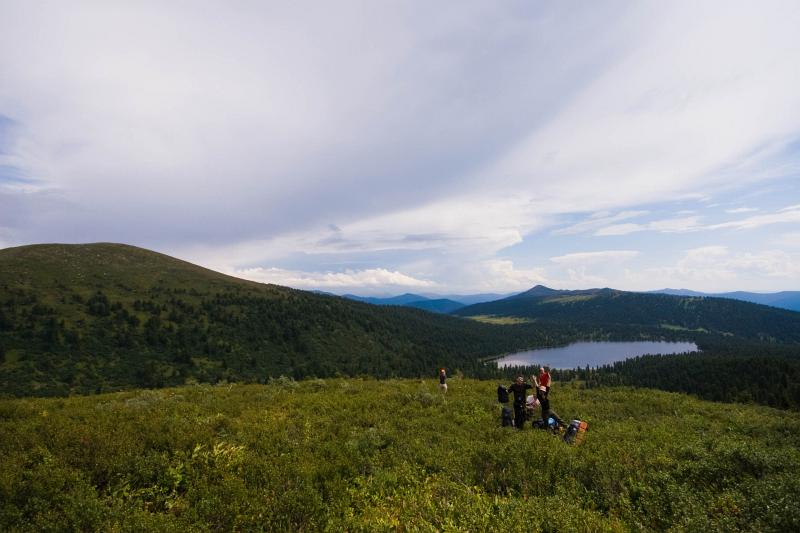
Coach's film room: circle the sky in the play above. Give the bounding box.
[1,1,800,296]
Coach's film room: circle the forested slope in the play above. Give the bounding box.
[0,244,581,396]
[454,286,800,343]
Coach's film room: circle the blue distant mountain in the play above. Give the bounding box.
[340,292,513,313]
[342,293,431,306]
[650,289,800,312]
[339,287,800,313]
[423,293,515,306]
[404,299,465,314]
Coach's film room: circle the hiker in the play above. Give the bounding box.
[508,375,532,429]
[536,385,564,428]
[537,366,551,395]
[438,368,447,393]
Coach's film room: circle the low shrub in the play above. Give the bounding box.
[1,379,798,531]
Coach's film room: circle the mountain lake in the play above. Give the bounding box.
[495,340,699,369]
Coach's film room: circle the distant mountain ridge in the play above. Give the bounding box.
[651,289,800,312]
[341,292,511,309]
[340,287,800,313]
[341,292,515,313]
[319,284,800,317]
[341,293,464,313]
[453,285,800,343]
[342,293,430,306]
[403,298,465,314]
[423,292,514,306]
[507,285,618,300]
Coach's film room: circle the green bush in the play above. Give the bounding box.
[1,379,798,531]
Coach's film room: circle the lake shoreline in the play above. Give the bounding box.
[494,340,700,370]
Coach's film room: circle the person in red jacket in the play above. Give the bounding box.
[537,366,551,395]
[537,385,564,428]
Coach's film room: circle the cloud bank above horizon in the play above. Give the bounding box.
[1,1,799,295]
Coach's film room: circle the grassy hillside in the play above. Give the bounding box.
[454,286,800,343]
[653,289,800,312]
[0,242,261,294]
[1,244,588,397]
[1,379,798,531]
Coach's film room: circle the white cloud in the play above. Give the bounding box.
[234,267,436,291]
[554,210,648,236]
[473,259,550,292]
[480,1,800,215]
[726,251,800,278]
[562,268,610,287]
[536,244,800,293]
[232,258,553,295]
[707,206,800,231]
[725,207,758,214]
[771,232,800,250]
[0,1,600,248]
[593,223,644,236]
[550,250,640,265]
[176,194,545,276]
[545,251,641,289]
[593,216,702,236]
[629,245,800,292]
[679,245,731,267]
[592,205,799,237]
[648,216,703,233]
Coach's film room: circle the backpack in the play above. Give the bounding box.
[497,385,509,404]
[563,420,589,445]
[501,407,514,427]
